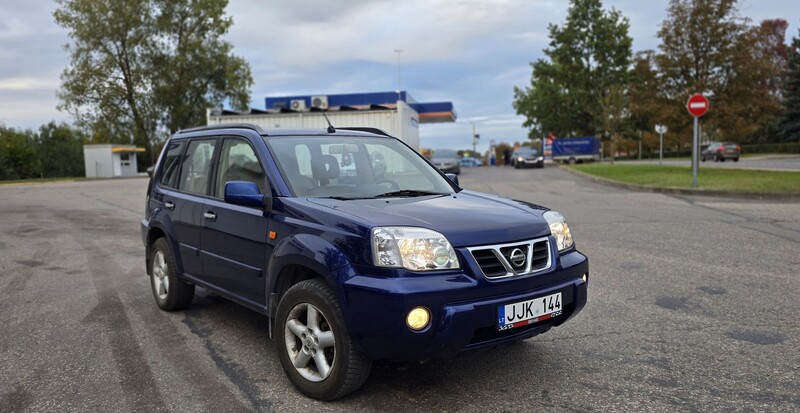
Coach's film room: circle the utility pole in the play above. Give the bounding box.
[472,123,477,155]
[394,49,403,102]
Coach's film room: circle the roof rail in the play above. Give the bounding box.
[178,123,267,135]
[337,127,391,137]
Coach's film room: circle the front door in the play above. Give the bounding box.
[200,137,271,307]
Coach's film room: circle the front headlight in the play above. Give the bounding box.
[517,156,524,162]
[372,227,460,271]
[543,210,574,252]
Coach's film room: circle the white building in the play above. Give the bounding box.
[206,91,456,151]
[83,144,144,178]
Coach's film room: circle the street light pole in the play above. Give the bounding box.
[393,49,403,102]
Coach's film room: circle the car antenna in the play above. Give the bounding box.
[322,112,336,133]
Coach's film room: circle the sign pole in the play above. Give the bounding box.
[692,116,699,188]
[686,94,709,189]
[638,130,642,161]
[659,131,663,165]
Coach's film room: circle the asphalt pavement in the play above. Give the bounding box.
[1,168,798,412]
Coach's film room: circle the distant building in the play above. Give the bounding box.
[83,144,144,178]
[206,91,456,150]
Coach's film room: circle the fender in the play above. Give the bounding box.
[265,233,355,317]
[145,207,185,277]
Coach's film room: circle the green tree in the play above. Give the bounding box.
[654,1,787,144]
[0,127,40,180]
[151,0,252,133]
[54,0,252,167]
[513,0,633,140]
[778,28,800,142]
[35,122,87,178]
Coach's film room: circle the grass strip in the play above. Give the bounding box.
[571,164,800,194]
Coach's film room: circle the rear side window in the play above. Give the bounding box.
[159,140,186,188]
[178,139,217,195]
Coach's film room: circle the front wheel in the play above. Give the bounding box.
[276,279,371,400]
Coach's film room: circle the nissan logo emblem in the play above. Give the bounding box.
[509,248,526,267]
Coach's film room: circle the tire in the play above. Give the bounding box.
[733,157,739,162]
[713,154,719,162]
[514,163,520,169]
[701,156,706,162]
[568,157,576,165]
[150,237,195,311]
[276,279,371,400]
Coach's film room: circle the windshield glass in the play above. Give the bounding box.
[516,148,538,155]
[266,136,456,199]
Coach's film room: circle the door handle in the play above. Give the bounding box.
[203,211,217,221]
[164,201,175,210]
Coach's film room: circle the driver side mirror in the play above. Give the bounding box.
[445,173,459,186]
[224,181,273,211]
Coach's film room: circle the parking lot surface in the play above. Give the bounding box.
[1,167,798,412]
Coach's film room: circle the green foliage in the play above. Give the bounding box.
[0,127,41,180]
[650,1,787,144]
[35,122,87,178]
[53,0,253,167]
[778,29,800,142]
[513,0,633,139]
[0,123,87,180]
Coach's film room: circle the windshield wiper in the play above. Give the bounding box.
[319,196,366,200]
[372,189,448,198]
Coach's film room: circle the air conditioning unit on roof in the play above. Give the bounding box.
[290,99,307,111]
[311,95,329,110]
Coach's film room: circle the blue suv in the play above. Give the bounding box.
[141,124,588,400]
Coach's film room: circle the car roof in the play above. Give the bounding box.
[175,123,391,139]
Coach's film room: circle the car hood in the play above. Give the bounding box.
[431,157,459,164]
[305,190,551,247]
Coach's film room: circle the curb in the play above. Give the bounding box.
[561,165,800,201]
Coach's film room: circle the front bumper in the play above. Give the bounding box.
[338,248,588,361]
[519,159,544,167]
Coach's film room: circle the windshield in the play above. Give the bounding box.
[516,148,538,155]
[266,136,456,199]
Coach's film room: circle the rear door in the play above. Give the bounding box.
[200,136,271,306]
[171,138,218,277]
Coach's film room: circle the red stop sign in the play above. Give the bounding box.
[686,94,709,117]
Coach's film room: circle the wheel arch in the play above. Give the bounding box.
[144,219,183,277]
[266,234,353,319]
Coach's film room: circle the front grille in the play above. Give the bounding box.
[531,240,549,271]
[471,249,506,278]
[468,237,552,279]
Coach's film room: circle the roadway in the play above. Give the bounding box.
[0,168,798,412]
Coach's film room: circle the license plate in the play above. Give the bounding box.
[497,292,562,331]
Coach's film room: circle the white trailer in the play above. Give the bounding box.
[206,100,421,150]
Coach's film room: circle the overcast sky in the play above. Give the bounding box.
[0,0,797,151]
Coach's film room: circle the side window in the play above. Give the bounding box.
[178,139,217,195]
[159,140,186,188]
[214,138,266,199]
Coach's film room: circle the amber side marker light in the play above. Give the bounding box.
[269,231,277,240]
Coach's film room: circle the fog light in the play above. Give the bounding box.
[582,273,588,283]
[406,307,430,331]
